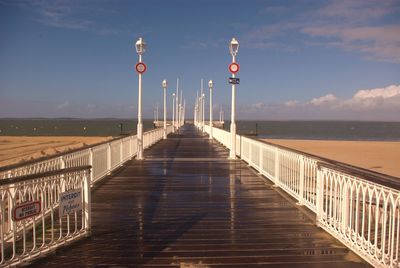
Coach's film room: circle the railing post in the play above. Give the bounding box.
[342,181,350,235]
[248,141,252,165]
[297,155,305,205]
[61,156,66,192]
[129,136,136,159]
[8,186,15,233]
[274,148,280,186]
[259,146,263,174]
[316,166,324,226]
[89,148,94,183]
[239,135,242,158]
[107,143,111,174]
[120,140,123,164]
[129,136,133,158]
[84,169,92,237]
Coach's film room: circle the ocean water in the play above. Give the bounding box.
[223,120,400,141]
[0,119,155,136]
[1,119,399,141]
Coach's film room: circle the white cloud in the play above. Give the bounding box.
[285,100,299,107]
[244,0,400,62]
[5,0,132,36]
[233,84,399,120]
[242,23,298,50]
[310,94,337,106]
[342,84,400,109]
[251,102,266,109]
[57,101,70,109]
[316,0,397,22]
[353,85,400,100]
[302,25,400,63]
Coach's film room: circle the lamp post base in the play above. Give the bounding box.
[229,123,236,159]
[137,123,143,160]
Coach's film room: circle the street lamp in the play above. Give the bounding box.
[229,37,239,159]
[175,79,179,131]
[135,37,147,160]
[162,79,167,139]
[208,80,213,140]
[202,93,205,134]
[172,93,175,133]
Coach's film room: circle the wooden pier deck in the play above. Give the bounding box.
[33,124,369,267]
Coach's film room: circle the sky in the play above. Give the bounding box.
[0,0,400,121]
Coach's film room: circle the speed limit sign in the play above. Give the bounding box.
[228,62,240,74]
[135,62,147,74]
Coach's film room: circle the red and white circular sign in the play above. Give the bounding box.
[135,62,147,74]
[228,62,240,74]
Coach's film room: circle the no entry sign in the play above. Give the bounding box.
[13,201,41,221]
[228,62,240,74]
[135,62,147,74]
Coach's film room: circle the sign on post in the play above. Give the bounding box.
[12,201,41,221]
[135,62,147,74]
[228,62,240,74]
[59,189,82,217]
[229,77,240,85]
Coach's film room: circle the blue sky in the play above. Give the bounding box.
[0,0,399,120]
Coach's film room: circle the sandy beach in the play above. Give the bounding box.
[262,139,400,178]
[0,136,112,168]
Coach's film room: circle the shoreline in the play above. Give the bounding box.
[262,138,400,178]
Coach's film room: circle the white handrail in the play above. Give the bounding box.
[0,126,174,183]
[203,125,400,268]
[0,125,176,266]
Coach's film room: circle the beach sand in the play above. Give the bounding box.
[0,136,112,168]
[262,139,400,178]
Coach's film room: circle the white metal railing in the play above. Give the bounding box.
[0,125,175,266]
[203,125,400,268]
[0,166,91,266]
[317,163,400,268]
[0,126,174,183]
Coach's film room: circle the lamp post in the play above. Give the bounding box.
[175,79,179,131]
[195,92,198,127]
[229,37,239,159]
[178,103,181,127]
[172,93,175,133]
[135,37,147,160]
[162,80,167,139]
[202,93,205,134]
[208,80,213,140]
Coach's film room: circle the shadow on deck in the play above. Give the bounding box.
[32,124,370,267]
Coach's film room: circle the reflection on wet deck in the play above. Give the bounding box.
[32,125,370,267]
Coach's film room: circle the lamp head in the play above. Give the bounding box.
[208,80,213,89]
[229,37,239,57]
[162,79,167,88]
[135,37,147,55]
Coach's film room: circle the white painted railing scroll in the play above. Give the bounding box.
[203,125,400,268]
[317,163,400,268]
[0,125,174,266]
[0,167,91,266]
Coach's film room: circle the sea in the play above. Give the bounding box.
[1,119,400,141]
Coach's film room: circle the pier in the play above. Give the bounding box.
[29,125,367,267]
[1,123,399,267]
